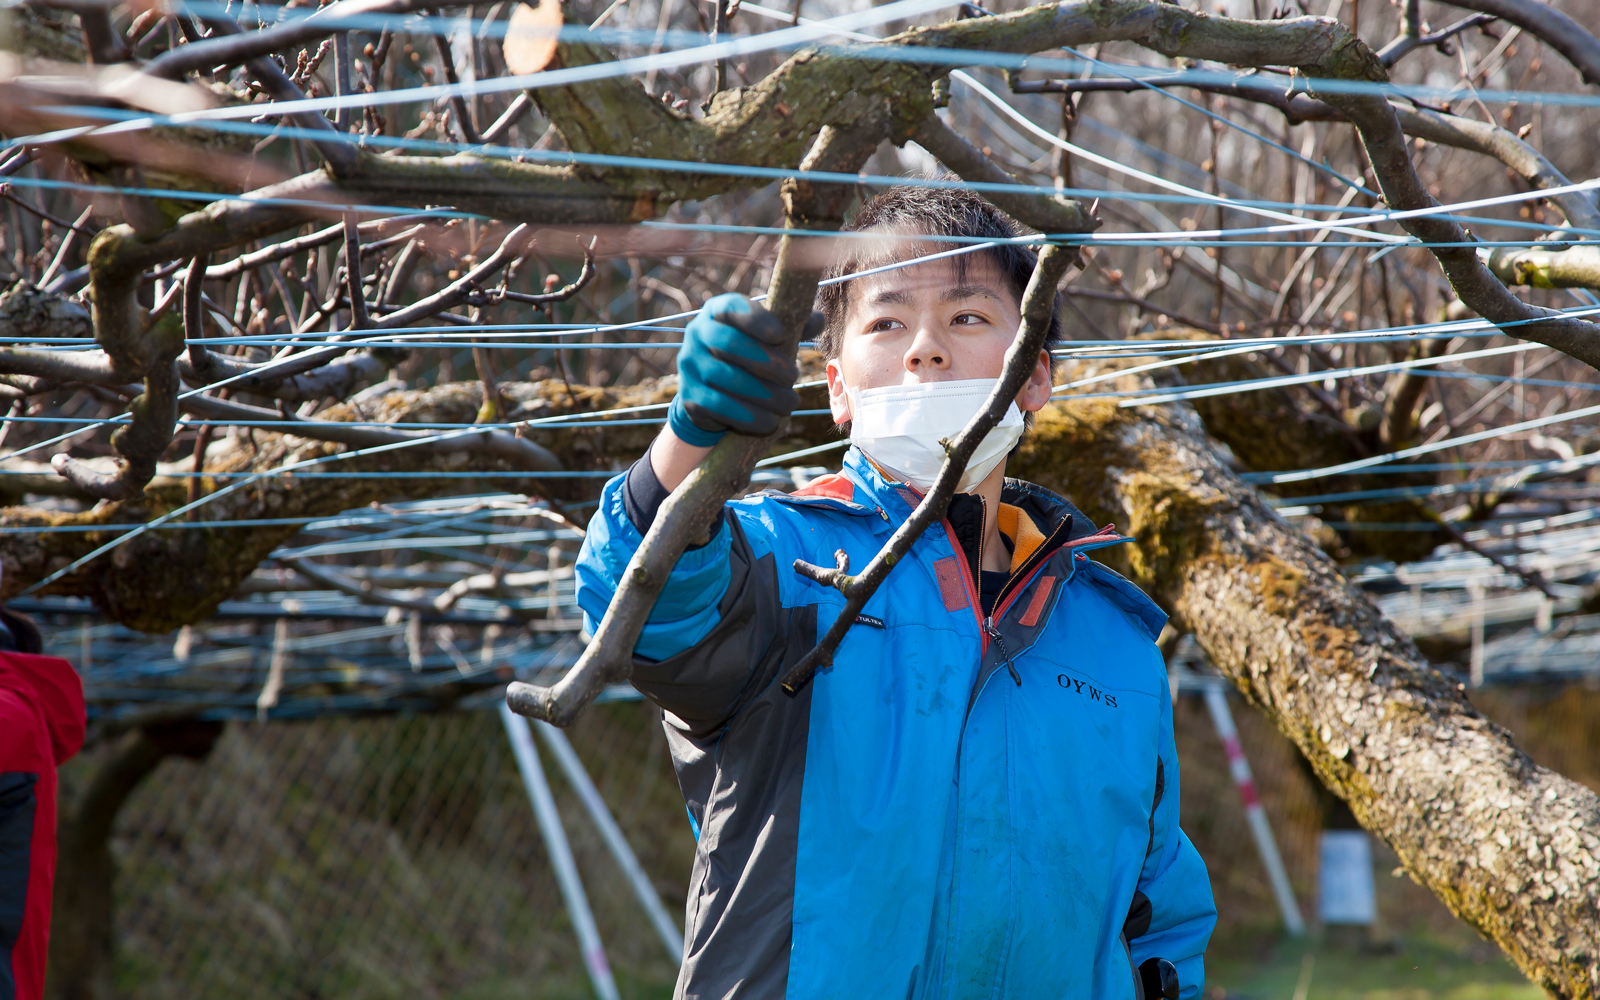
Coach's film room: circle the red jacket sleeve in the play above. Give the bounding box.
[0,652,84,1000]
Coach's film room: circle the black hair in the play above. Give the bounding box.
[815,184,1062,359]
[0,606,42,655]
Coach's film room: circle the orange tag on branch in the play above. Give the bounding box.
[503,0,564,76]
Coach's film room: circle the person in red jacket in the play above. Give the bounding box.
[0,603,85,1000]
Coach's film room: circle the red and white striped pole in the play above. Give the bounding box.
[1202,684,1307,936]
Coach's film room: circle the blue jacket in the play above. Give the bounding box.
[577,448,1216,1000]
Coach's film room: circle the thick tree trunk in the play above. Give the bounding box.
[48,722,222,1000]
[1,380,632,630]
[1010,367,1600,1000]
[47,733,161,1000]
[0,374,834,631]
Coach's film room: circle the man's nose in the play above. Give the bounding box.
[903,323,951,373]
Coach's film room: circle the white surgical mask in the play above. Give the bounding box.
[844,377,1026,493]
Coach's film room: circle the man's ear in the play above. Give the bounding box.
[1016,349,1054,413]
[825,359,852,424]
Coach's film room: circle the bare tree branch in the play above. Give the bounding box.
[1381,334,1454,447]
[179,342,392,398]
[68,176,336,498]
[39,0,130,63]
[1064,285,1231,334]
[0,281,93,341]
[1010,75,1599,235]
[183,255,208,371]
[0,184,99,236]
[1422,506,1560,599]
[206,17,361,177]
[142,0,430,80]
[911,115,1093,234]
[481,92,535,144]
[39,206,95,289]
[1395,106,1600,235]
[203,217,429,281]
[1012,72,1340,125]
[371,224,532,327]
[431,10,484,145]
[1432,0,1600,86]
[282,556,442,612]
[380,239,425,308]
[334,30,356,133]
[343,212,371,329]
[1376,10,1496,66]
[50,310,183,500]
[0,347,118,383]
[179,391,564,469]
[1487,243,1600,289]
[1015,0,1600,369]
[1323,86,1600,369]
[432,564,572,611]
[496,238,598,306]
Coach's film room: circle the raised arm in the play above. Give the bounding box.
[651,294,802,490]
[569,294,807,730]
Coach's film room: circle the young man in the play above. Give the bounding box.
[576,187,1215,1000]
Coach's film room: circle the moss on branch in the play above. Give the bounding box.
[0,376,835,632]
[1488,244,1600,290]
[1011,356,1600,1000]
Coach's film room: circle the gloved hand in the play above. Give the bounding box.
[668,293,814,447]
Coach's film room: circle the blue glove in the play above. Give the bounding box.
[669,293,809,447]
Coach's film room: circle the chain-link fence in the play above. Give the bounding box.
[64,700,692,1000]
[52,646,1600,998]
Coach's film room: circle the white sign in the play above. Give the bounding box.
[1319,830,1377,926]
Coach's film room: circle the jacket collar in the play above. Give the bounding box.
[836,447,1108,548]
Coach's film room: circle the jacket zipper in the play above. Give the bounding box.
[966,497,1024,687]
[983,616,1022,686]
[960,518,1112,715]
[982,557,1054,689]
[979,528,1131,691]
[950,494,1041,683]
[945,499,1126,688]
[990,524,1128,616]
[987,516,1075,614]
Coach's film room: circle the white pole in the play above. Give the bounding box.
[534,721,686,962]
[1202,685,1307,936]
[498,703,621,1000]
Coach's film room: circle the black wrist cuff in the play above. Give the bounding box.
[623,448,671,533]
[622,444,725,549]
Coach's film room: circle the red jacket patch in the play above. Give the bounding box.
[791,474,856,503]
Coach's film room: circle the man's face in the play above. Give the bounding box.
[825,251,1055,424]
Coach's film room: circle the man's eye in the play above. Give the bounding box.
[953,313,985,326]
[869,318,903,332]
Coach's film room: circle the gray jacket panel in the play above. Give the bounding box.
[632,515,819,1000]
